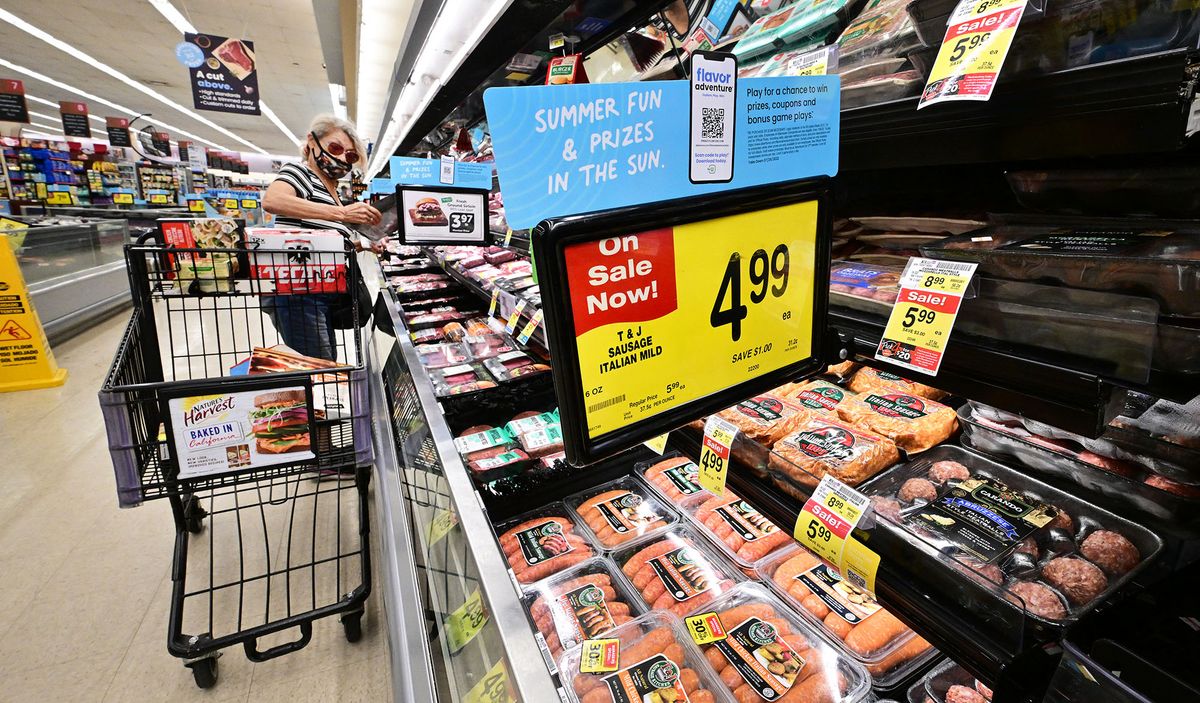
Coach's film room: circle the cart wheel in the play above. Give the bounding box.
[188,657,218,689]
[184,496,207,534]
[341,610,364,643]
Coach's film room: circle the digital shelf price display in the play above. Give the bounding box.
[534,182,831,465]
[396,185,489,245]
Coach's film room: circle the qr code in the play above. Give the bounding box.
[701,107,725,139]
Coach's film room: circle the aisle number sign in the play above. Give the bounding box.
[699,417,737,495]
[793,475,879,591]
[446,588,489,653]
[918,0,1027,108]
[875,257,978,375]
[0,234,67,392]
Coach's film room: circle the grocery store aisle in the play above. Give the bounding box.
[0,313,390,702]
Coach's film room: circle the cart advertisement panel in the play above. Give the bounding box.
[166,383,316,479]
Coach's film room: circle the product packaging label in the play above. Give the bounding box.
[908,476,1057,563]
[1003,228,1168,254]
[734,396,791,424]
[782,422,863,466]
[713,499,778,542]
[553,582,616,645]
[522,424,564,453]
[581,638,621,674]
[863,393,928,419]
[455,427,512,454]
[795,562,882,624]
[649,546,714,601]
[505,411,559,437]
[516,520,574,565]
[713,616,805,698]
[602,654,690,703]
[830,263,901,289]
[795,383,848,413]
[595,491,661,534]
[473,451,525,470]
[663,461,704,496]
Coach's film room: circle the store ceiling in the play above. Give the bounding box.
[0,0,334,157]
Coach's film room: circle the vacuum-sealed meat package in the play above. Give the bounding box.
[838,391,958,453]
[770,417,901,495]
[715,394,815,446]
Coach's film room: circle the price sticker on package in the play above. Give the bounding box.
[446,588,489,653]
[699,416,738,494]
[579,638,620,674]
[918,0,1027,108]
[685,612,727,645]
[875,257,977,376]
[505,299,527,334]
[794,475,876,587]
[517,308,543,344]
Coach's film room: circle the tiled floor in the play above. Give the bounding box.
[0,312,390,701]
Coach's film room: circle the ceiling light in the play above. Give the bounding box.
[357,0,419,152]
[0,8,266,153]
[329,83,347,120]
[1,60,230,150]
[30,121,65,134]
[26,95,105,124]
[260,102,301,147]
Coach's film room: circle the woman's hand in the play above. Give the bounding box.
[339,202,382,225]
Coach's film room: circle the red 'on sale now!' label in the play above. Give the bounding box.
[564,229,678,336]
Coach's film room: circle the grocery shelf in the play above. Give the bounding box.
[841,50,1200,171]
[428,249,548,352]
[828,306,1199,439]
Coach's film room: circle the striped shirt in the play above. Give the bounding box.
[272,162,356,240]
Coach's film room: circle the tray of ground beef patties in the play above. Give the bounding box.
[860,445,1163,632]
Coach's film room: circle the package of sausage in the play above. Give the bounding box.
[523,557,646,668]
[565,477,680,549]
[769,417,901,498]
[495,503,598,587]
[836,390,959,453]
[848,367,947,401]
[676,490,794,578]
[859,445,1164,627]
[637,454,713,507]
[714,394,815,447]
[610,527,744,618]
[775,379,861,419]
[758,546,939,688]
[559,611,732,703]
[698,583,872,703]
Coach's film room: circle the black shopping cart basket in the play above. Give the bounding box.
[99,230,373,688]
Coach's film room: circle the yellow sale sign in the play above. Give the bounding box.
[566,200,819,439]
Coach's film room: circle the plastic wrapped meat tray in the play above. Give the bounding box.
[732,0,857,59]
[454,425,529,482]
[921,217,1200,317]
[496,503,598,586]
[1108,392,1200,472]
[841,70,924,108]
[829,261,902,312]
[758,546,938,688]
[678,489,796,577]
[859,445,1162,629]
[848,367,946,401]
[638,454,714,505]
[837,0,922,68]
[428,362,497,397]
[769,416,901,498]
[609,527,743,618]
[837,390,958,453]
[565,477,680,549]
[523,557,645,664]
[920,658,995,703]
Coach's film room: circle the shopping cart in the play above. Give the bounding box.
[99,233,373,688]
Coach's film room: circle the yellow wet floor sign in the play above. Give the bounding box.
[0,234,66,391]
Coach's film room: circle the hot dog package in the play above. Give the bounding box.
[637,454,713,506]
[610,527,744,618]
[559,611,734,703]
[758,545,939,688]
[523,557,646,670]
[565,477,680,549]
[495,503,599,587]
[699,583,872,703]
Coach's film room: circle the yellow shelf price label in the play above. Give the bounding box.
[875,257,977,376]
[188,199,206,212]
[642,432,669,455]
[464,659,515,703]
[918,0,1027,108]
[446,588,489,653]
[487,287,500,318]
[505,299,526,334]
[698,416,738,495]
[517,308,543,344]
[503,228,513,246]
[240,199,258,209]
[428,508,459,545]
[46,191,71,205]
[793,475,873,578]
[579,638,620,674]
[150,193,169,204]
[113,193,134,205]
[685,612,726,645]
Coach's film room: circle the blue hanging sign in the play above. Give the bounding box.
[706,0,740,37]
[483,76,839,230]
[388,156,493,190]
[369,177,394,195]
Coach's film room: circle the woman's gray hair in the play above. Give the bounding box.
[306,113,366,162]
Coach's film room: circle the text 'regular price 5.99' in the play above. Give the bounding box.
[710,245,790,342]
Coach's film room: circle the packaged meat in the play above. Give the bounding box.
[921,658,993,703]
[732,0,853,59]
[681,490,794,576]
[715,394,815,446]
[842,70,924,109]
[468,448,529,481]
[638,454,712,505]
[484,248,517,265]
[454,425,516,462]
[505,409,559,439]
[858,445,1163,625]
[558,611,733,703]
[1108,392,1200,469]
[770,417,901,496]
[496,504,598,586]
[566,477,679,548]
[442,322,468,341]
[518,422,565,458]
[920,217,1200,318]
[483,350,551,382]
[697,583,872,703]
[848,367,947,401]
[957,401,1200,525]
[837,391,958,453]
[758,546,938,688]
[414,342,470,369]
[409,327,445,344]
[836,0,921,68]
[538,451,566,471]
[825,361,860,381]
[524,557,645,662]
[463,332,518,360]
[429,362,497,396]
[611,528,743,617]
[777,380,860,419]
[829,261,903,312]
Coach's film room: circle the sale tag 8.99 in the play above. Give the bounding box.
[918,0,1027,108]
[793,475,878,590]
[875,257,977,376]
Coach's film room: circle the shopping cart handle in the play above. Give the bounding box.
[242,622,313,662]
[135,231,163,246]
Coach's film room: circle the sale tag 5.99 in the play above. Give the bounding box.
[875,257,977,376]
[794,475,878,590]
[918,0,1027,108]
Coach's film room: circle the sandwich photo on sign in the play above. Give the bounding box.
[250,390,311,454]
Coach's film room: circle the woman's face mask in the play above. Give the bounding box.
[309,132,355,180]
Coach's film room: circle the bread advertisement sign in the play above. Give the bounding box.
[167,385,315,478]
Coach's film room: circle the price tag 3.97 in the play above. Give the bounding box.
[699,417,737,495]
[875,257,977,376]
[794,475,878,590]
